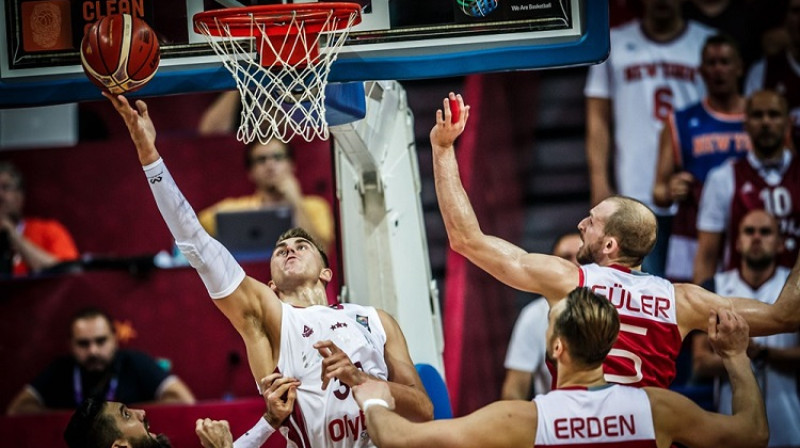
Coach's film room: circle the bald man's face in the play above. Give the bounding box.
[746,92,788,158]
[737,210,781,271]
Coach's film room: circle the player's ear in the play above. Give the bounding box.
[603,235,617,255]
[552,337,564,358]
[112,439,130,448]
[268,280,277,291]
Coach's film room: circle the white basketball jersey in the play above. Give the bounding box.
[278,302,388,448]
[713,267,800,447]
[584,20,715,212]
[579,264,681,387]
[534,385,657,447]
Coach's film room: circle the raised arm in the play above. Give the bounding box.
[353,379,537,448]
[648,310,767,448]
[105,93,283,382]
[430,93,578,303]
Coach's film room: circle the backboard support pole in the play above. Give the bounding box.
[333,81,445,375]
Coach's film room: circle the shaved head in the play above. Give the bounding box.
[604,196,658,266]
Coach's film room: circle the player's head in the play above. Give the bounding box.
[700,34,742,97]
[270,227,332,291]
[64,399,172,448]
[736,209,782,271]
[552,232,582,266]
[0,161,25,221]
[244,139,294,191]
[70,307,118,374]
[546,287,619,369]
[577,196,657,267]
[745,90,789,159]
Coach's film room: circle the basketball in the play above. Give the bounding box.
[80,14,160,94]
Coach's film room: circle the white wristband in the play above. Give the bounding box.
[233,415,277,448]
[362,398,390,412]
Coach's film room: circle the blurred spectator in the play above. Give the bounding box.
[197,90,240,136]
[500,232,580,400]
[693,209,800,447]
[744,0,800,151]
[695,90,799,283]
[584,0,715,276]
[653,34,750,282]
[197,139,334,250]
[0,161,78,277]
[682,0,787,73]
[6,307,195,415]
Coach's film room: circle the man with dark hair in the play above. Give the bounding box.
[352,288,768,448]
[105,92,432,448]
[64,399,173,448]
[431,92,800,389]
[653,33,750,282]
[197,138,333,249]
[6,307,195,415]
[64,372,300,448]
[0,161,79,276]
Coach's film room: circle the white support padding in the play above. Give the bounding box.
[331,81,445,376]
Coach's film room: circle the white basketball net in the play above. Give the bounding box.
[195,9,359,143]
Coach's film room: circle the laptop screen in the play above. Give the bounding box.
[215,207,294,261]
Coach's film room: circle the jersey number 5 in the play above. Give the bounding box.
[604,323,646,384]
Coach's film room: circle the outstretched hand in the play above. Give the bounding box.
[259,373,301,427]
[102,92,159,164]
[430,92,470,149]
[314,339,367,390]
[708,309,750,359]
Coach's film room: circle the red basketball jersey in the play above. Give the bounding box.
[578,264,681,388]
[728,156,800,270]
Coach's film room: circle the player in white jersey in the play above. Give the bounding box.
[584,0,714,212]
[349,287,768,448]
[431,93,800,389]
[693,209,800,447]
[104,92,433,448]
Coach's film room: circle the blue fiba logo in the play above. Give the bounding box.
[457,0,498,17]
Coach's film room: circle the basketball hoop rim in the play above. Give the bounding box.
[193,3,362,37]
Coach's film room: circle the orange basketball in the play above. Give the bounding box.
[80,14,160,94]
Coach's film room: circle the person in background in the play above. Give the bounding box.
[694,90,799,284]
[0,161,79,276]
[744,0,800,151]
[693,208,800,448]
[584,0,716,276]
[197,139,334,250]
[6,307,195,415]
[652,34,750,282]
[500,232,580,400]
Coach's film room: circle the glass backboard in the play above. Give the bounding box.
[0,0,608,107]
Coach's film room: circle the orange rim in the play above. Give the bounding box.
[193,3,362,37]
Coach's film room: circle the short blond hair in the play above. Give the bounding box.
[604,196,657,266]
